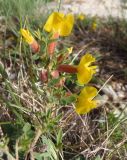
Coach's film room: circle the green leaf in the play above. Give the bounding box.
[60,95,76,105]
[23,123,31,133]
[0,63,8,79]
[95,155,102,160]
[46,109,52,119]
[41,136,58,160]
[56,128,63,147]
[48,78,60,86]
[32,54,40,60]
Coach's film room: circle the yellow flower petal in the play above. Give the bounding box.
[77,67,93,85]
[78,14,85,21]
[44,12,74,36]
[67,47,73,54]
[77,53,97,85]
[75,86,98,114]
[44,12,64,33]
[20,29,34,44]
[58,14,74,36]
[92,22,97,31]
[76,98,97,114]
[79,86,98,98]
[78,53,95,67]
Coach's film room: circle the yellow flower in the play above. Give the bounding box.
[78,14,85,21]
[67,47,73,54]
[44,12,74,36]
[20,29,40,53]
[92,22,97,31]
[75,86,98,114]
[77,53,97,85]
[20,29,34,44]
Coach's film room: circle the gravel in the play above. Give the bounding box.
[43,0,127,18]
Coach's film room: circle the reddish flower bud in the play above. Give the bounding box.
[48,42,57,56]
[40,69,48,83]
[48,32,59,56]
[51,70,59,79]
[65,91,72,97]
[57,64,77,73]
[57,54,64,64]
[30,40,40,53]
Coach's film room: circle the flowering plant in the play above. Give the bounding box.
[20,12,99,116]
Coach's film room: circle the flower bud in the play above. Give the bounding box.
[48,32,59,56]
[65,91,72,97]
[57,64,77,73]
[51,70,59,79]
[57,54,64,64]
[40,69,48,83]
[31,40,40,53]
[20,29,40,53]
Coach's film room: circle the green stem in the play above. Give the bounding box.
[57,0,62,12]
